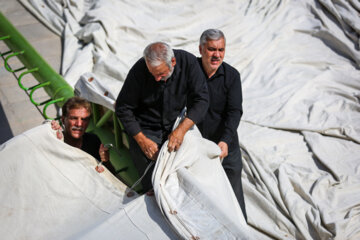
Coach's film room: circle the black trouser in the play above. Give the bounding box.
[128,130,167,193]
[222,146,247,221]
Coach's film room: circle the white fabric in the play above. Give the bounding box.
[0,123,249,239]
[153,125,252,239]
[239,122,360,240]
[17,0,360,239]
[0,123,177,239]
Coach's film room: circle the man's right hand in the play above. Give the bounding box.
[51,120,62,130]
[51,120,63,140]
[134,132,159,160]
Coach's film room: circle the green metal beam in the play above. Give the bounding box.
[0,12,142,192]
[0,12,74,107]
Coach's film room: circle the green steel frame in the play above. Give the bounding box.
[0,12,73,118]
[0,12,141,191]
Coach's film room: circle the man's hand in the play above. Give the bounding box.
[99,143,109,162]
[134,132,159,160]
[167,118,194,152]
[95,144,109,173]
[218,141,228,160]
[51,120,63,140]
[167,127,185,152]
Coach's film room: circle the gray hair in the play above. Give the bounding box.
[143,42,174,68]
[199,29,226,46]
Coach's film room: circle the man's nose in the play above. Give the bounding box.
[75,119,82,126]
[214,50,220,57]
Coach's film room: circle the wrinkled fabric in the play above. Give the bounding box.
[153,124,253,239]
[18,0,360,239]
[0,122,252,239]
[0,123,178,239]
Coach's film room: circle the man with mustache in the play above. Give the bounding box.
[116,42,209,193]
[52,97,116,174]
[197,29,247,220]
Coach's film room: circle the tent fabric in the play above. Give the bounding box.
[239,122,360,240]
[153,123,252,239]
[0,122,249,239]
[0,123,177,239]
[15,0,360,239]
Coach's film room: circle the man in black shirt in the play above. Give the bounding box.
[115,42,209,192]
[197,29,247,220]
[52,97,116,174]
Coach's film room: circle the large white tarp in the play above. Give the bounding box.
[0,123,250,239]
[153,121,252,239]
[15,0,360,239]
[0,123,175,239]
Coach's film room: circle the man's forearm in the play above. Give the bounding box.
[133,131,147,144]
[175,117,195,135]
[221,109,241,145]
[133,131,159,160]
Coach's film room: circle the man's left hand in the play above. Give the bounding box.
[99,144,110,162]
[167,117,195,152]
[218,141,228,160]
[168,128,185,152]
[96,144,109,173]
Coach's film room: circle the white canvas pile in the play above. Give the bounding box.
[0,123,249,239]
[16,0,360,239]
[153,119,252,239]
[0,123,175,239]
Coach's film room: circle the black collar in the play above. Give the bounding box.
[198,57,224,80]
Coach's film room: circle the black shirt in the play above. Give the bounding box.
[115,50,209,137]
[82,133,102,160]
[197,58,243,150]
[81,132,116,174]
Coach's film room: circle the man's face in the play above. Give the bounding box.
[199,37,225,77]
[146,58,176,82]
[62,107,90,140]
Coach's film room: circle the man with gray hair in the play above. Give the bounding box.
[115,42,209,192]
[197,29,247,220]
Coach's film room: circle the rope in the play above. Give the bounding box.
[127,161,155,194]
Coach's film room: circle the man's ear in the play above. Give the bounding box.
[171,57,176,68]
[199,45,202,55]
[61,116,65,125]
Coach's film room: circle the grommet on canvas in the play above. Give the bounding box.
[191,236,200,240]
[170,209,177,215]
[88,77,94,82]
[104,91,109,96]
[127,191,135,197]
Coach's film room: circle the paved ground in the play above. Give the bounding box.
[0,0,62,144]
